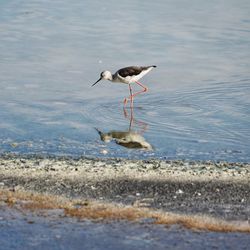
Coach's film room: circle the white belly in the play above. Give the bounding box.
[127,67,153,83]
[114,67,154,84]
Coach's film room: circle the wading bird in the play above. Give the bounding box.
[92,65,156,107]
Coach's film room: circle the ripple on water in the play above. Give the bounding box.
[0,81,250,161]
[65,80,250,161]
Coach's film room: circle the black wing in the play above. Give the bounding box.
[118,66,156,78]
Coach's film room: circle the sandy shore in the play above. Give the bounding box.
[0,154,249,224]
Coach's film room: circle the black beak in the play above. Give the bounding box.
[92,78,102,87]
[94,127,102,135]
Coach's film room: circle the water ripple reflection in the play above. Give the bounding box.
[0,80,249,161]
[0,0,250,161]
[71,80,250,161]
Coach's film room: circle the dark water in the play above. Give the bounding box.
[1,207,250,250]
[0,0,250,161]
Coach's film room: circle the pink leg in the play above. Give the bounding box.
[123,84,134,108]
[129,84,134,108]
[124,81,148,104]
[131,81,148,98]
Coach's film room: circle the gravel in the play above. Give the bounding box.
[0,154,249,221]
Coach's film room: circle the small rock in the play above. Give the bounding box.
[10,143,18,148]
[100,149,108,155]
[176,189,184,194]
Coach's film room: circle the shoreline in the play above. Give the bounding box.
[0,155,249,227]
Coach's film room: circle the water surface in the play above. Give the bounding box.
[0,0,250,161]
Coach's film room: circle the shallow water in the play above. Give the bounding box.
[0,0,250,161]
[1,207,250,250]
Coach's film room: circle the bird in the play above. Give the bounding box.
[92,65,157,107]
[95,128,153,150]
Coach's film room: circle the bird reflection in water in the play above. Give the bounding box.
[95,107,153,150]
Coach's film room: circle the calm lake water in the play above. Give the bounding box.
[0,0,250,161]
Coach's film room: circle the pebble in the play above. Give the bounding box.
[100,149,108,155]
[176,189,184,194]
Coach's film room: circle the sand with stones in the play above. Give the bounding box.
[0,155,249,221]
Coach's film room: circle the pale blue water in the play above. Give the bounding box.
[0,0,250,161]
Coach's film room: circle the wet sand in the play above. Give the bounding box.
[0,155,249,249]
[0,155,249,222]
[1,203,250,250]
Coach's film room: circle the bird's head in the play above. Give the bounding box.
[92,70,112,86]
